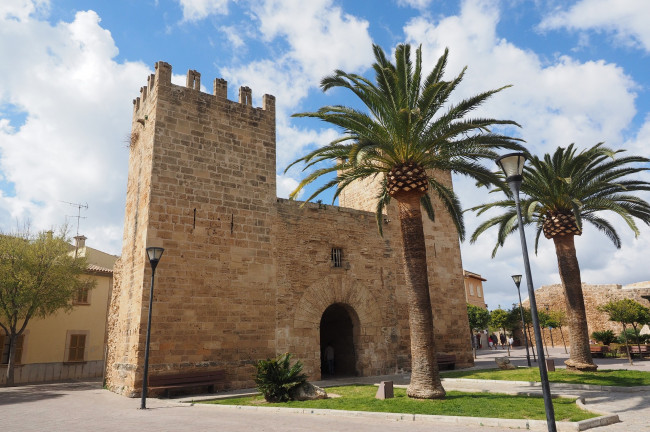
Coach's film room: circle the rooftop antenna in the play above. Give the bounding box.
[61,201,88,237]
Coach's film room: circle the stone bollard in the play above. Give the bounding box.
[375,381,394,399]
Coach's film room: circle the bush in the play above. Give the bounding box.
[591,330,616,345]
[617,328,643,344]
[255,353,307,402]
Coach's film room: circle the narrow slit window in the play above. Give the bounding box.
[331,248,342,268]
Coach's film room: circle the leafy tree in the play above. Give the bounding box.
[254,353,307,402]
[490,307,515,353]
[470,143,650,371]
[286,44,522,399]
[467,303,490,332]
[0,228,94,386]
[591,330,616,345]
[548,309,568,352]
[599,299,650,363]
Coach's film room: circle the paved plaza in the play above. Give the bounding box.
[1,347,649,432]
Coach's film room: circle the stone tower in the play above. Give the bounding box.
[105,62,472,397]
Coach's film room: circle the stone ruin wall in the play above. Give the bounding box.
[106,62,473,397]
[524,282,650,347]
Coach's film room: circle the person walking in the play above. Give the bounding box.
[500,333,507,349]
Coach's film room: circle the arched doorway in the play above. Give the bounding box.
[320,303,359,377]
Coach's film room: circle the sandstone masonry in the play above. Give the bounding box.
[105,63,473,396]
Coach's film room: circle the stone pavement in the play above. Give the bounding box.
[1,347,649,432]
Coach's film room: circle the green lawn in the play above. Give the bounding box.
[441,368,650,386]
[202,385,596,422]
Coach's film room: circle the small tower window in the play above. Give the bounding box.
[331,248,343,268]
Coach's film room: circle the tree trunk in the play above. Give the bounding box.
[396,191,445,399]
[5,333,17,386]
[552,235,597,371]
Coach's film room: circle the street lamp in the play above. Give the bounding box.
[511,274,532,367]
[141,246,164,410]
[496,153,556,432]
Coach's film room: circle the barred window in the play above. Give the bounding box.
[331,248,342,268]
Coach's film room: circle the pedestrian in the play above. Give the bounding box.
[500,333,506,349]
[475,333,481,349]
[488,334,494,349]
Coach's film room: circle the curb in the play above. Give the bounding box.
[189,402,619,432]
[441,378,650,393]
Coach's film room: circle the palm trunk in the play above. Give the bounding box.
[396,192,445,399]
[552,235,597,371]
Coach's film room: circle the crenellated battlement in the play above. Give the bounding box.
[132,61,275,115]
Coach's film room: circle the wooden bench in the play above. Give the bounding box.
[148,370,225,397]
[589,345,610,357]
[437,354,456,370]
[629,345,650,357]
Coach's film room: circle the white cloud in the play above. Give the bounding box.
[539,0,650,53]
[0,0,48,21]
[396,0,434,10]
[276,174,299,199]
[0,8,150,254]
[254,0,373,83]
[219,0,373,185]
[177,0,230,22]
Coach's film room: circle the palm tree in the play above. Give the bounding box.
[286,43,523,398]
[470,143,650,371]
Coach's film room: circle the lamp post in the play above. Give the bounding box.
[140,246,164,410]
[511,274,531,367]
[496,153,556,432]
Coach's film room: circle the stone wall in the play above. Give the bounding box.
[105,63,473,397]
[524,282,650,346]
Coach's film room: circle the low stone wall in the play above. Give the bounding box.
[524,282,650,346]
[0,360,104,385]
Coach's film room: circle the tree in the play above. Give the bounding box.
[470,143,650,371]
[467,303,490,333]
[548,309,568,353]
[490,307,514,354]
[0,229,93,386]
[599,299,650,364]
[286,44,523,399]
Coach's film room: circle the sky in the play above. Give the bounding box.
[1,0,649,311]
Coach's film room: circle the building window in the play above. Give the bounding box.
[469,283,474,295]
[67,334,86,362]
[331,248,342,268]
[477,285,482,297]
[0,334,25,365]
[73,286,90,304]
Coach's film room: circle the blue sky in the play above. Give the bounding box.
[1,0,649,310]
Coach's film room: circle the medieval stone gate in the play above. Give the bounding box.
[105,62,473,396]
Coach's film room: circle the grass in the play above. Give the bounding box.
[202,385,597,422]
[441,368,650,386]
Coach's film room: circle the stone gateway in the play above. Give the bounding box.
[105,62,473,397]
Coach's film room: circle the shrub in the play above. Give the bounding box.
[617,328,642,344]
[591,330,616,345]
[255,353,307,402]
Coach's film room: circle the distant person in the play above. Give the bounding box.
[488,335,494,349]
[475,333,481,349]
[500,333,506,349]
[325,344,335,374]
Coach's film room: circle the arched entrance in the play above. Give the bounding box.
[320,303,359,377]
